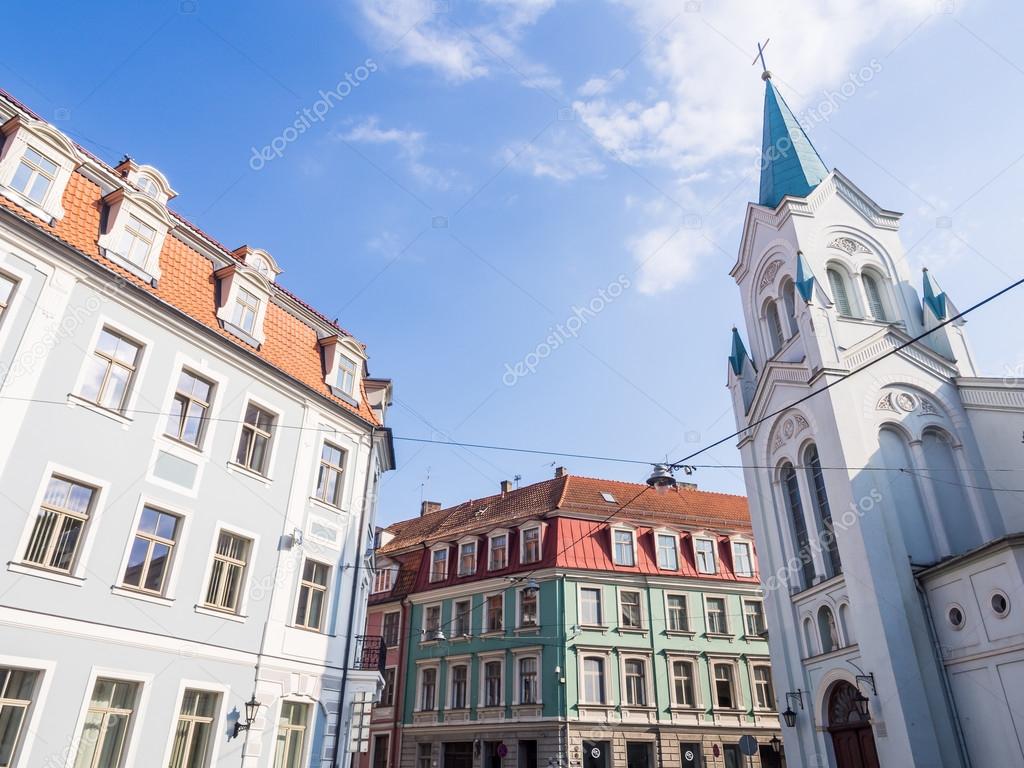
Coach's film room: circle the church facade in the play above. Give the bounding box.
[726,69,1024,767]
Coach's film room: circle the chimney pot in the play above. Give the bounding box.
[421,500,442,517]
[554,466,568,478]
[500,480,513,494]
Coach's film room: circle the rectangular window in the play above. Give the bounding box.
[74,678,139,768]
[423,605,441,638]
[168,688,219,768]
[23,475,96,573]
[315,442,346,507]
[620,590,642,629]
[458,541,476,576]
[580,588,602,626]
[732,541,753,577]
[656,533,678,570]
[294,559,329,631]
[582,657,605,704]
[519,657,538,704]
[117,215,157,268]
[624,659,646,706]
[429,548,448,582]
[381,669,396,707]
[204,531,251,614]
[450,665,468,709]
[489,534,507,570]
[372,566,393,594]
[706,598,728,635]
[338,354,358,396]
[452,600,471,637]
[521,527,541,563]
[122,506,180,595]
[744,601,766,637]
[713,664,735,709]
[753,666,775,710]
[79,327,142,413]
[671,660,695,707]
[273,701,310,768]
[484,661,502,707]
[695,538,717,574]
[419,669,436,711]
[0,273,18,324]
[165,370,213,447]
[0,667,39,767]
[235,403,275,475]
[485,594,504,632]
[372,735,390,768]
[613,530,635,566]
[667,594,688,632]
[418,744,432,768]
[11,146,58,204]
[232,287,260,335]
[519,589,538,628]
[382,612,400,647]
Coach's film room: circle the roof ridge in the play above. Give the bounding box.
[563,472,748,500]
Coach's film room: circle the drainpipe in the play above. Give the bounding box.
[390,597,411,768]
[333,427,379,768]
[558,574,568,768]
[916,580,972,768]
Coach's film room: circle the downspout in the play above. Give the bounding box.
[333,427,379,768]
[558,574,568,768]
[390,597,411,768]
[916,579,972,768]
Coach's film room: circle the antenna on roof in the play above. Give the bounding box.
[514,474,522,489]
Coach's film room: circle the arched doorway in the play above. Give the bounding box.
[828,682,879,768]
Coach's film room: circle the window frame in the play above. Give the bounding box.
[75,323,145,416]
[617,588,644,631]
[314,440,347,508]
[704,595,730,637]
[20,473,100,578]
[231,399,279,478]
[380,667,397,708]
[764,298,786,356]
[611,526,637,567]
[484,592,505,634]
[117,502,187,600]
[0,270,19,329]
[519,523,542,564]
[457,538,478,577]
[0,118,83,223]
[731,539,754,577]
[693,536,717,575]
[710,659,741,711]
[513,651,541,705]
[293,558,331,632]
[479,654,505,709]
[422,603,442,641]
[655,530,680,571]
[621,655,651,708]
[381,611,401,647]
[860,268,891,322]
[664,592,691,634]
[428,545,449,583]
[0,655,55,768]
[9,144,58,206]
[826,264,858,318]
[517,586,539,629]
[272,699,314,768]
[667,656,699,709]
[160,681,228,768]
[68,667,152,768]
[487,530,509,570]
[580,654,608,705]
[451,599,472,638]
[578,586,604,627]
[197,524,257,619]
[371,733,391,768]
[743,600,766,638]
[448,661,470,710]
[751,663,775,711]
[372,562,395,595]
[163,368,215,450]
[416,664,439,712]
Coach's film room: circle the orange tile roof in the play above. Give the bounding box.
[0,113,381,426]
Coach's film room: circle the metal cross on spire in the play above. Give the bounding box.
[752,38,771,80]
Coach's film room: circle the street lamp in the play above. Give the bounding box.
[781,690,804,727]
[233,695,262,738]
[769,735,782,754]
[782,707,797,728]
[645,463,695,495]
[854,672,876,719]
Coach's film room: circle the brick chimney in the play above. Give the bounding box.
[554,466,568,478]
[500,480,513,495]
[421,500,442,516]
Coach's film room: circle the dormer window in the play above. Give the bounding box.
[97,182,173,283]
[429,546,449,582]
[520,525,542,564]
[373,564,394,594]
[319,336,365,404]
[0,115,84,223]
[458,539,477,576]
[11,146,58,204]
[656,531,679,570]
[119,215,157,269]
[233,287,261,335]
[612,528,636,567]
[338,354,358,397]
[136,174,159,199]
[488,532,508,570]
[694,537,717,574]
[732,540,754,577]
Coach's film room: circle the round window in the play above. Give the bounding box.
[991,591,1010,618]
[948,605,965,630]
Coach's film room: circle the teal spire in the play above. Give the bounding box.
[759,75,829,208]
[729,327,751,375]
[922,268,947,319]
[795,250,815,302]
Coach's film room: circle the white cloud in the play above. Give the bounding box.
[336,116,455,190]
[502,129,604,182]
[629,224,713,295]
[355,0,559,87]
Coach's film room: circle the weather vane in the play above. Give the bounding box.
[752,38,771,80]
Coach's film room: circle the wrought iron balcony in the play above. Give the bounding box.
[352,635,387,674]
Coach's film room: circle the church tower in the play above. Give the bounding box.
[727,64,1024,767]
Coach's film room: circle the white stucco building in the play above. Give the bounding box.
[0,86,394,767]
[726,69,1024,767]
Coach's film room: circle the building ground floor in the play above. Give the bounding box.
[392,721,784,768]
[0,607,377,767]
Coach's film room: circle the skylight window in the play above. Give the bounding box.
[600,492,617,503]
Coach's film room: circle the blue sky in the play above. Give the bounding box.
[4,0,1022,525]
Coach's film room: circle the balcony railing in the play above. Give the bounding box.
[352,635,387,674]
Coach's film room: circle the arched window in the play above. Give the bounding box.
[839,603,854,646]
[861,271,887,321]
[781,463,815,589]
[922,429,980,553]
[827,267,854,317]
[803,617,817,656]
[818,606,838,652]
[781,279,799,337]
[765,300,785,355]
[804,444,842,577]
[878,427,936,563]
